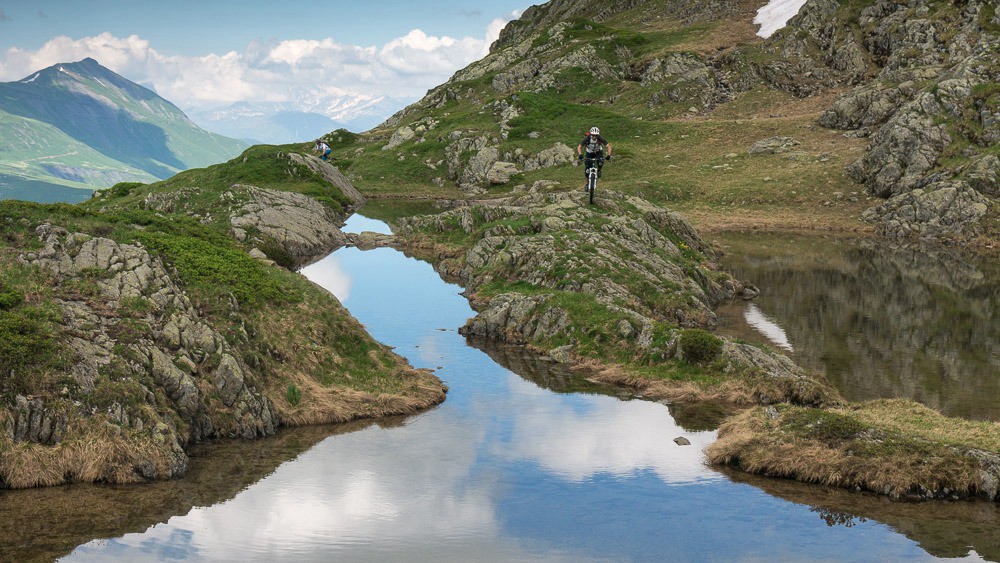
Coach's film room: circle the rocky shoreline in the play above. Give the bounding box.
[0,154,446,489]
[368,186,844,408]
[351,185,999,504]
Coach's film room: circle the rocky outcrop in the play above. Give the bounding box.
[861,181,990,238]
[967,154,999,197]
[522,143,576,171]
[13,223,280,483]
[399,192,755,342]
[5,396,68,445]
[486,162,519,184]
[818,77,925,131]
[403,190,735,324]
[804,0,999,238]
[228,184,349,267]
[287,154,367,207]
[846,92,953,198]
[382,126,415,150]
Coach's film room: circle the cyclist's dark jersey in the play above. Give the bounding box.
[580,134,609,155]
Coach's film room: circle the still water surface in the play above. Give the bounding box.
[1,216,997,561]
[713,233,1000,421]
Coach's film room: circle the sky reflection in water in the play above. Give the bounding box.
[65,217,965,562]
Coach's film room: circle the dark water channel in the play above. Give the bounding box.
[712,232,1000,421]
[1,217,998,561]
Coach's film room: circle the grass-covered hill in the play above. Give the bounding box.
[0,58,248,203]
[0,147,445,489]
[319,0,997,243]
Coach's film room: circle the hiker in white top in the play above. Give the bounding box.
[314,140,332,161]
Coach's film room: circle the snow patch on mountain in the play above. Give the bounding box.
[754,0,808,38]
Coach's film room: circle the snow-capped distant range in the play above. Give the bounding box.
[754,0,809,38]
[186,91,417,144]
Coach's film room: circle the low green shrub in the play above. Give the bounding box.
[0,288,24,311]
[679,328,723,364]
[286,382,302,406]
[256,237,298,270]
[0,308,55,388]
[107,182,146,198]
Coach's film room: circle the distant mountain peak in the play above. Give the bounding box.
[1,58,247,201]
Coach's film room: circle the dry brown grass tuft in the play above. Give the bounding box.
[708,404,1000,501]
[841,399,1000,453]
[250,286,447,428]
[0,420,173,489]
[575,357,842,407]
[271,368,446,427]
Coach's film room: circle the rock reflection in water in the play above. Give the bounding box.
[469,338,631,398]
[0,421,377,561]
[472,339,738,432]
[720,467,1000,561]
[714,233,1000,420]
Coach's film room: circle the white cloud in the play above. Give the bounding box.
[0,13,521,111]
[300,255,352,302]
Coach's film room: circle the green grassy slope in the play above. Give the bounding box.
[0,58,247,200]
[316,1,872,231]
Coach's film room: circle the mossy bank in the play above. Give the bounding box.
[708,400,1000,502]
[0,148,445,489]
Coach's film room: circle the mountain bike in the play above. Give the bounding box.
[583,154,607,205]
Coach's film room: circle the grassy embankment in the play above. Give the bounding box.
[0,147,445,487]
[709,400,1000,500]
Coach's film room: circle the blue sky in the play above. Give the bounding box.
[0,1,530,110]
[0,1,529,55]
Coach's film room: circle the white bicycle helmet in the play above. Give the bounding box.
[590,126,600,135]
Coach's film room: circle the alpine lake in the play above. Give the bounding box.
[1,215,997,562]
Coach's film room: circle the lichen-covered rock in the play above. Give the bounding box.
[10,396,67,445]
[382,126,415,150]
[229,185,348,267]
[523,143,576,171]
[847,93,952,198]
[214,354,246,408]
[748,137,801,155]
[967,154,999,197]
[819,79,921,130]
[461,146,501,185]
[862,181,990,238]
[150,348,202,420]
[486,161,519,184]
[445,135,493,181]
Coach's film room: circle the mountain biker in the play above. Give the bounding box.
[577,127,611,189]
[313,139,332,161]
